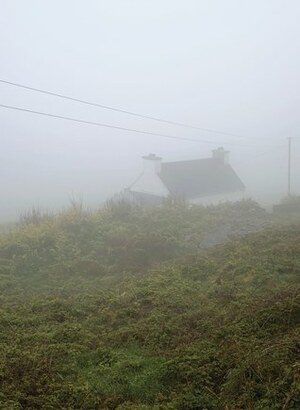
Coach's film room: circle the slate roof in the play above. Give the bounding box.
[159,158,245,199]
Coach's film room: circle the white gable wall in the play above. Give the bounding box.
[130,155,170,197]
[130,173,170,197]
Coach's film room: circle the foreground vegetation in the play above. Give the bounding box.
[0,200,299,409]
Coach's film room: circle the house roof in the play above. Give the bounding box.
[159,158,245,199]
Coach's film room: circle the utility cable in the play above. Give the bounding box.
[0,103,249,145]
[0,78,254,140]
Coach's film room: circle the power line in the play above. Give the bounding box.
[0,103,248,145]
[0,78,253,140]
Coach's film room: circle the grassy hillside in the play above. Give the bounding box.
[0,200,299,409]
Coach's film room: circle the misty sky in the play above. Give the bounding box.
[1,0,300,221]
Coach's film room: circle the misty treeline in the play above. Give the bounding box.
[0,199,299,409]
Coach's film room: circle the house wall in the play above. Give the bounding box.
[190,190,246,206]
[129,157,169,197]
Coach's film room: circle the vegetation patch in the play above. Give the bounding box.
[0,200,299,408]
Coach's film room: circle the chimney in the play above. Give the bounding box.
[212,147,229,164]
[142,153,162,174]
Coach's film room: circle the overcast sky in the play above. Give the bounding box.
[1,0,300,221]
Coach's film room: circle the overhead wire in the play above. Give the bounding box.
[0,78,255,140]
[0,103,249,146]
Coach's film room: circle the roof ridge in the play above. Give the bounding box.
[162,157,217,165]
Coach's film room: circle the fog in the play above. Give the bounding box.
[1,0,300,222]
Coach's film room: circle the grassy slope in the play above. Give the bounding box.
[0,200,299,409]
